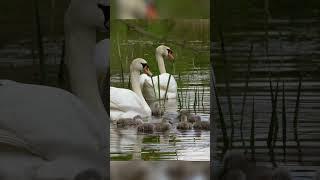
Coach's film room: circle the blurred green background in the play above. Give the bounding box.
[110,0,210,19]
[110,19,210,85]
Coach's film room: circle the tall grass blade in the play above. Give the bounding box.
[250,96,255,161]
[193,86,197,114]
[218,27,234,148]
[150,76,157,99]
[33,0,46,84]
[240,42,253,152]
[282,80,287,162]
[213,76,229,153]
[294,74,303,162]
[116,34,125,88]
[163,74,172,101]
[268,79,279,167]
[157,74,161,108]
[202,85,205,112]
[178,73,184,109]
[58,40,66,88]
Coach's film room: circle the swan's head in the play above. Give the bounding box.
[65,0,110,31]
[131,58,153,76]
[156,45,174,61]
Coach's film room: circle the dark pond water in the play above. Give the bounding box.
[212,10,320,179]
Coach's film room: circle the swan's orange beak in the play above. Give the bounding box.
[146,3,158,19]
[144,66,153,76]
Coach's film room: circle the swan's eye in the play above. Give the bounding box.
[167,49,173,55]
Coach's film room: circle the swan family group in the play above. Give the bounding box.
[110,45,176,121]
[110,46,210,132]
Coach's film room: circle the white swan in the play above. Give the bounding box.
[110,58,152,120]
[0,0,109,179]
[116,0,158,19]
[140,45,177,101]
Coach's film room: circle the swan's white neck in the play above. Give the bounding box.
[131,70,150,109]
[65,23,107,120]
[131,70,144,99]
[156,53,166,74]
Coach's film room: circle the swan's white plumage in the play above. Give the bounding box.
[110,58,152,121]
[140,73,177,100]
[110,87,151,120]
[139,45,177,101]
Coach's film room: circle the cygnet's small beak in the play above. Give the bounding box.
[144,66,153,76]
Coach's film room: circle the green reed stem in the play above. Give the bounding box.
[193,86,197,114]
[163,74,172,101]
[178,73,183,109]
[282,80,287,162]
[219,26,234,148]
[33,0,46,84]
[240,42,253,153]
[294,73,302,162]
[116,34,124,88]
[157,74,161,108]
[213,77,229,153]
[58,40,66,88]
[250,96,255,161]
[150,76,157,99]
[268,79,279,167]
[202,85,205,112]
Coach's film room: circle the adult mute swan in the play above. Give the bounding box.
[140,45,177,101]
[0,0,109,179]
[116,0,158,19]
[110,58,152,120]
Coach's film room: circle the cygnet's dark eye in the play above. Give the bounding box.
[167,49,173,54]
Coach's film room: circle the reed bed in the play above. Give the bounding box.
[33,0,46,84]
[240,43,253,153]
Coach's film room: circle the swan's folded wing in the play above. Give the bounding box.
[110,87,149,115]
[157,73,177,93]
